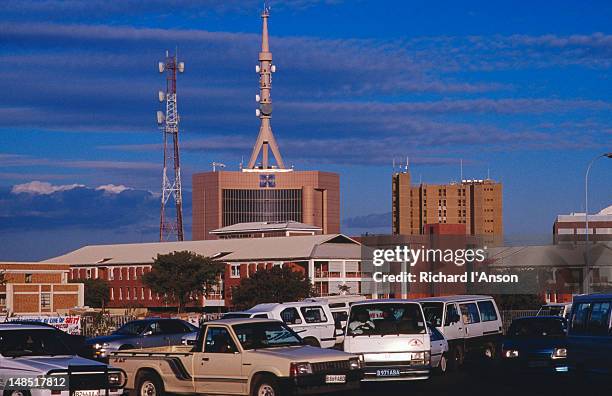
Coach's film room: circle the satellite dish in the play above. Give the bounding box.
[255,65,260,73]
[271,64,276,73]
[156,111,165,125]
[260,103,272,116]
[255,109,261,117]
[158,62,165,73]
[255,94,261,102]
[158,91,165,102]
[178,62,185,73]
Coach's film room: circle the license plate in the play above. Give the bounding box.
[74,391,99,396]
[528,361,549,368]
[376,369,400,377]
[325,375,346,384]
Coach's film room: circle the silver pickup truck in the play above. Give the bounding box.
[110,318,363,396]
[0,323,126,396]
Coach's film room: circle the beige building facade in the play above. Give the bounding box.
[392,170,503,244]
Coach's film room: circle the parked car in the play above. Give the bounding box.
[110,318,363,396]
[567,293,612,376]
[0,323,126,396]
[417,295,503,368]
[88,318,198,359]
[343,299,431,381]
[227,301,338,348]
[537,302,572,319]
[429,324,449,374]
[501,316,569,374]
[7,320,95,359]
[302,295,366,344]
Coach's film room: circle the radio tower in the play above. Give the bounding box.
[156,50,185,241]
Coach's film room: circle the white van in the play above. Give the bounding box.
[343,299,431,381]
[417,295,502,369]
[228,301,337,348]
[302,295,366,343]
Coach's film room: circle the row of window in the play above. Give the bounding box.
[571,301,612,335]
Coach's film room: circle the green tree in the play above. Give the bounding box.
[141,251,225,313]
[71,278,110,309]
[231,266,315,310]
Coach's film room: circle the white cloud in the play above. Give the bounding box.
[11,180,85,195]
[95,184,132,194]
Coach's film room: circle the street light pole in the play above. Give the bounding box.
[584,152,612,294]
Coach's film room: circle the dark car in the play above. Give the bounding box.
[7,320,95,359]
[501,316,568,374]
[87,318,198,360]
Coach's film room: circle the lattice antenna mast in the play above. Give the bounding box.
[157,50,185,241]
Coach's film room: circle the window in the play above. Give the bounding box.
[570,302,591,334]
[459,303,480,324]
[204,327,238,353]
[477,300,498,322]
[300,306,328,323]
[25,273,33,283]
[160,320,191,334]
[429,326,444,342]
[444,304,460,326]
[0,293,6,306]
[110,288,114,300]
[40,293,51,310]
[587,302,611,335]
[280,307,302,324]
[230,264,241,278]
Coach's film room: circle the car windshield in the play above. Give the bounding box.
[223,313,253,319]
[507,318,566,337]
[233,322,303,349]
[538,306,564,316]
[347,303,426,336]
[114,320,149,335]
[0,329,73,357]
[421,302,444,327]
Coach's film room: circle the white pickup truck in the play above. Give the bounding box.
[0,323,126,396]
[110,318,363,396]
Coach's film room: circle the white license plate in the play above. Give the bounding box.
[376,369,400,377]
[74,391,99,396]
[325,374,346,384]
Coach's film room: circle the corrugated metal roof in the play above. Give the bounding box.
[210,221,321,234]
[43,234,361,265]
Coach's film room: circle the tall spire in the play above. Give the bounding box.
[247,5,286,170]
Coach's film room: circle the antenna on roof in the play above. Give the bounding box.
[487,164,491,180]
[460,158,463,182]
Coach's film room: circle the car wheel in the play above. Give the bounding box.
[436,353,448,374]
[4,390,31,396]
[484,343,496,359]
[252,375,279,396]
[303,337,320,347]
[448,345,463,371]
[136,372,164,396]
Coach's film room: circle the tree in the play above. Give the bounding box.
[141,251,225,313]
[71,278,110,309]
[231,266,315,310]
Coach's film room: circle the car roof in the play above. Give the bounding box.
[416,295,494,303]
[205,318,280,326]
[573,294,612,303]
[247,301,328,313]
[0,323,55,331]
[541,303,571,307]
[351,298,423,305]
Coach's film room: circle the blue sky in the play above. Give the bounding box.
[1,0,611,261]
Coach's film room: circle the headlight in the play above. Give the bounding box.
[108,371,126,387]
[349,358,361,370]
[503,349,519,358]
[552,348,567,359]
[290,362,313,377]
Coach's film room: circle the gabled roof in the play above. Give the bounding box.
[43,234,361,265]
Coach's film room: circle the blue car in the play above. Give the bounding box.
[88,318,198,359]
[501,316,568,374]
